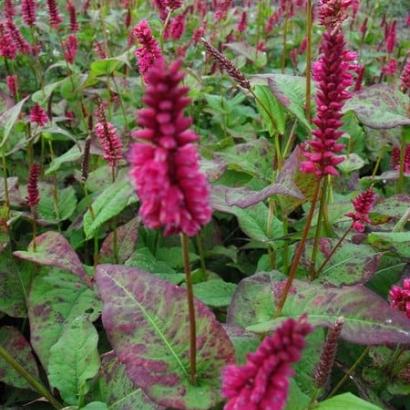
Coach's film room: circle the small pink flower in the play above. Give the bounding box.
[319,0,354,29]
[391,145,410,174]
[132,20,164,75]
[0,22,17,59]
[63,34,78,65]
[94,41,107,59]
[192,25,206,45]
[215,0,232,21]
[237,11,248,33]
[384,20,397,54]
[346,188,376,233]
[5,20,31,54]
[6,75,17,98]
[222,316,313,410]
[22,0,37,27]
[67,0,79,32]
[30,104,49,127]
[389,279,410,319]
[165,14,186,40]
[128,60,212,237]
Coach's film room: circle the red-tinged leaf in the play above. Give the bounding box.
[13,231,91,286]
[100,351,165,410]
[100,217,139,264]
[95,264,235,410]
[344,84,410,129]
[276,146,318,214]
[227,272,410,345]
[0,326,39,390]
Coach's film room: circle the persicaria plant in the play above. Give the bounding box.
[0,1,409,410]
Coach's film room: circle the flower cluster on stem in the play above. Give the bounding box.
[346,188,376,232]
[389,279,410,319]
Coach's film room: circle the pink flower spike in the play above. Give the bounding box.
[391,145,410,174]
[94,105,123,168]
[30,104,49,127]
[63,34,78,65]
[22,0,37,27]
[346,188,376,233]
[26,163,41,208]
[401,60,410,91]
[222,316,313,410]
[6,20,31,54]
[4,0,15,20]
[128,60,212,237]
[132,20,164,75]
[0,22,17,59]
[237,11,248,33]
[67,0,79,32]
[6,75,17,98]
[164,14,186,40]
[46,0,63,29]
[389,279,410,319]
[382,59,397,76]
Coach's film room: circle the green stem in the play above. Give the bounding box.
[306,388,320,410]
[276,179,322,315]
[397,130,406,193]
[1,152,10,220]
[267,198,276,269]
[112,166,119,264]
[305,0,313,123]
[181,233,197,385]
[310,179,327,280]
[315,226,352,278]
[328,346,370,398]
[0,345,63,409]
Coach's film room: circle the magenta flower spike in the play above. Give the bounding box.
[30,104,49,127]
[390,279,410,319]
[22,0,37,27]
[222,316,313,410]
[300,0,357,178]
[128,60,212,237]
[67,0,79,33]
[132,20,164,76]
[401,60,410,91]
[26,163,41,208]
[46,0,63,29]
[346,188,376,233]
[63,34,78,65]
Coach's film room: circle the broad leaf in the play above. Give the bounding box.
[37,186,77,223]
[369,232,410,258]
[28,269,101,368]
[0,97,29,150]
[83,178,137,239]
[317,393,382,409]
[95,264,235,410]
[0,326,39,390]
[227,272,410,345]
[14,231,90,285]
[344,85,410,129]
[99,351,164,410]
[48,316,100,405]
[193,279,237,308]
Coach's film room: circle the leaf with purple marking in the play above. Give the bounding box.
[28,268,101,369]
[344,85,410,129]
[13,231,90,286]
[95,264,235,410]
[99,351,165,410]
[227,272,410,345]
[0,326,39,390]
[100,217,139,264]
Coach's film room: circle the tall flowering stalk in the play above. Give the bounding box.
[128,60,212,383]
[0,22,17,59]
[3,0,15,20]
[6,20,31,54]
[67,1,79,33]
[63,34,78,65]
[132,20,164,76]
[222,316,312,410]
[46,0,63,29]
[26,163,41,250]
[6,75,17,99]
[277,0,356,312]
[346,188,376,233]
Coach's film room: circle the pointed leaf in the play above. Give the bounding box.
[0,326,39,390]
[95,264,235,410]
[0,97,29,150]
[28,269,101,369]
[13,231,90,285]
[227,272,410,345]
[317,393,382,410]
[48,316,100,405]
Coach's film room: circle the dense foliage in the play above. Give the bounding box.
[0,0,409,409]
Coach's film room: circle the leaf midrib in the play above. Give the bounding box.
[107,274,190,379]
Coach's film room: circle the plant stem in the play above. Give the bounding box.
[0,344,63,409]
[315,226,352,278]
[397,131,406,193]
[112,166,119,264]
[181,233,197,385]
[267,198,276,269]
[1,152,10,220]
[276,179,322,315]
[328,346,370,398]
[305,0,313,123]
[306,388,320,410]
[31,207,38,252]
[310,179,327,280]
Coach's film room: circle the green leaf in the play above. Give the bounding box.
[32,80,64,105]
[48,316,100,405]
[38,186,77,222]
[98,351,164,410]
[28,269,101,369]
[0,326,39,390]
[90,59,122,76]
[95,264,235,410]
[317,393,382,410]
[227,272,410,345]
[193,279,237,308]
[284,380,310,410]
[46,144,83,175]
[0,97,29,150]
[368,231,410,258]
[344,84,410,129]
[83,178,137,239]
[254,85,286,135]
[81,403,109,410]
